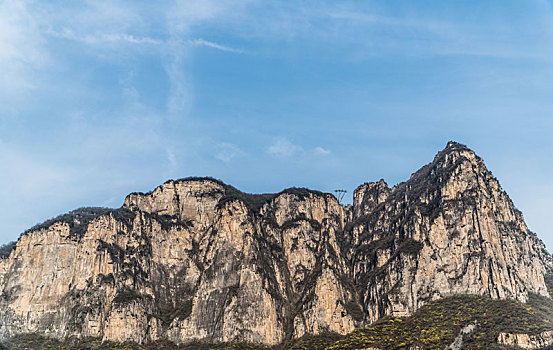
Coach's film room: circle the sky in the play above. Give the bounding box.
[1,0,552,249]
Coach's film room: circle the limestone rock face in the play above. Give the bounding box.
[0,142,550,345]
[0,180,358,344]
[497,330,553,349]
[345,142,551,323]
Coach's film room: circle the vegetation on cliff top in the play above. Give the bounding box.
[0,241,16,259]
[4,293,553,350]
[20,207,138,239]
[216,181,329,212]
[127,176,331,213]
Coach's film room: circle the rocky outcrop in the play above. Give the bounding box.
[497,330,553,349]
[345,141,550,322]
[445,324,476,350]
[0,142,550,345]
[0,180,359,344]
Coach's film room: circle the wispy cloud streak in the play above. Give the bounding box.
[49,28,161,45]
[189,38,244,53]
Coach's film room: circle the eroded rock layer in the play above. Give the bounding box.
[0,142,550,345]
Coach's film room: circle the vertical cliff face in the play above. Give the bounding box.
[0,179,360,344]
[0,142,550,345]
[346,142,550,322]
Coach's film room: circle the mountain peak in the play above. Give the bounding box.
[401,141,480,191]
[444,140,468,150]
[435,140,477,161]
[0,142,550,348]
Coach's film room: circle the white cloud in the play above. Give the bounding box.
[215,143,245,163]
[47,1,145,39]
[162,0,254,121]
[327,4,553,59]
[50,28,161,45]
[0,1,41,63]
[267,138,301,158]
[190,38,244,53]
[50,29,242,53]
[0,0,46,94]
[0,0,253,117]
[167,148,178,170]
[163,46,193,120]
[314,146,331,156]
[167,0,253,34]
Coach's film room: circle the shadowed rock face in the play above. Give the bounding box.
[0,142,550,345]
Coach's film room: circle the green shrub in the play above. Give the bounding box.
[112,287,142,305]
[0,241,16,259]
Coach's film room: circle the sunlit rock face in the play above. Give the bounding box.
[0,142,550,345]
[497,330,553,349]
[345,142,550,324]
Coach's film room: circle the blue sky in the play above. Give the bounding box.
[1,0,552,249]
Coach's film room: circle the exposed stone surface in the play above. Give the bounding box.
[345,142,551,323]
[0,142,550,346]
[445,323,476,350]
[497,330,553,349]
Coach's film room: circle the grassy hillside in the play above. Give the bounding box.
[328,293,553,350]
[2,294,553,350]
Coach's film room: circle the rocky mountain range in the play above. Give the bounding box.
[0,141,551,350]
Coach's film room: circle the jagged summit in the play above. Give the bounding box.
[353,141,483,217]
[347,142,549,324]
[0,143,550,347]
[431,141,478,164]
[443,140,472,152]
[124,176,331,215]
[411,140,480,181]
[17,178,331,241]
[354,141,473,192]
[127,176,229,196]
[128,176,328,199]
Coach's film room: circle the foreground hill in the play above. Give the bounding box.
[0,142,551,349]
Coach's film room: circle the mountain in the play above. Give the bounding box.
[346,142,550,321]
[0,142,551,349]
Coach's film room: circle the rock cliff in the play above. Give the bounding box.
[346,142,550,323]
[0,142,550,346]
